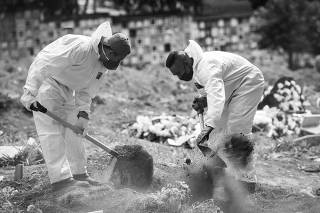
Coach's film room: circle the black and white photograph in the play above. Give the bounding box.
[1,0,320,212]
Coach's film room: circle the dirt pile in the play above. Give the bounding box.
[56,180,222,213]
[126,181,192,213]
[223,134,254,169]
[111,145,153,190]
[186,199,222,213]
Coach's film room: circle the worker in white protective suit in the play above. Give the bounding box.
[20,22,131,192]
[165,40,264,181]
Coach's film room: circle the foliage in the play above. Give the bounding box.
[0,144,44,168]
[0,166,50,213]
[256,0,308,69]
[248,0,269,9]
[127,181,191,213]
[1,0,79,19]
[255,0,320,69]
[112,0,203,14]
[42,0,79,19]
[304,0,320,55]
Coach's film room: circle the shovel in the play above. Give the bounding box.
[197,113,213,156]
[40,108,120,181]
[184,112,227,201]
[197,112,226,168]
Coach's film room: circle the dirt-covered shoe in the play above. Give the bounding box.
[51,177,90,192]
[73,173,102,186]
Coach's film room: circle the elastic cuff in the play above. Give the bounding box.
[77,111,89,120]
[76,104,91,114]
[205,123,215,129]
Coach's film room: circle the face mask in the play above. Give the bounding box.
[102,59,120,70]
[99,42,120,70]
[179,62,193,81]
[170,54,193,81]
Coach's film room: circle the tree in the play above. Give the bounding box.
[0,0,79,18]
[81,0,88,14]
[304,0,320,55]
[248,0,269,9]
[112,0,202,14]
[255,0,313,69]
[41,0,79,18]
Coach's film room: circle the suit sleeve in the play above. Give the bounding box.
[21,43,72,110]
[204,68,225,128]
[74,89,92,114]
[74,21,112,114]
[74,73,107,114]
[69,43,96,114]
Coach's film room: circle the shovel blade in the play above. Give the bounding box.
[103,157,118,182]
[198,145,227,168]
[208,153,227,169]
[197,145,212,156]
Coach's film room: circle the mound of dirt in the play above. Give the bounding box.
[187,199,222,213]
[126,181,191,213]
[223,134,254,169]
[111,145,154,190]
[184,163,214,202]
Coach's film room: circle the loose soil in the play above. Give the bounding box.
[1,103,320,212]
[1,65,320,212]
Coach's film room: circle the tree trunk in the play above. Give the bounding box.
[93,0,97,14]
[82,0,88,14]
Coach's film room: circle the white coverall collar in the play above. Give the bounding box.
[184,40,204,79]
[90,22,113,58]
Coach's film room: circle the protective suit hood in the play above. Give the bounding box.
[90,22,112,57]
[184,40,204,73]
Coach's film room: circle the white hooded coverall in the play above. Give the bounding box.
[185,40,265,177]
[20,22,112,183]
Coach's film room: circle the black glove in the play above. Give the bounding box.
[192,97,207,114]
[77,111,89,120]
[30,101,47,113]
[75,111,89,136]
[196,126,213,145]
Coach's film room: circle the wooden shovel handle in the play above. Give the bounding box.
[44,110,120,158]
[198,113,205,130]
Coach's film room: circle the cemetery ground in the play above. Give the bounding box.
[1,62,320,212]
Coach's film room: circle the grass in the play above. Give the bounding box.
[0,165,51,212]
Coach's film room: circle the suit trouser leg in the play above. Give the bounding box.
[33,80,73,184]
[208,72,264,181]
[65,109,87,175]
[222,75,264,181]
